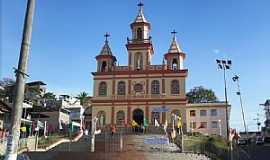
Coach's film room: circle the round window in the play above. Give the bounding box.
[134,83,143,92]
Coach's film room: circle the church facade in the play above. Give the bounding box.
[91,3,229,138]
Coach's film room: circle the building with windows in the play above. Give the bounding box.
[90,3,229,138]
[186,103,229,138]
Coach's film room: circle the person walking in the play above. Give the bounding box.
[111,124,116,136]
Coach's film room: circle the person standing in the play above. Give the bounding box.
[111,124,116,136]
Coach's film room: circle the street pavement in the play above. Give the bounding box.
[26,134,210,160]
[239,143,270,160]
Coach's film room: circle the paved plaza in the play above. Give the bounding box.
[25,134,210,160]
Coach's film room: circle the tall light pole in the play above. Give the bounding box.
[4,1,35,160]
[216,59,232,140]
[254,113,261,133]
[232,75,248,138]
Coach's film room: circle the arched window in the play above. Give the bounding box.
[134,83,143,93]
[172,59,178,70]
[151,112,160,124]
[116,111,125,125]
[171,80,180,95]
[101,61,107,72]
[137,28,143,40]
[99,82,107,96]
[151,80,160,94]
[117,81,126,95]
[134,52,143,70]
[97,111,106,127]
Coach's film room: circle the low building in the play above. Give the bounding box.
[58,95,84,129]
[0,100,34,138]
[0,101,11,130]
[31,108,70,134]
[186,102,230,138]
[4,81,47,106]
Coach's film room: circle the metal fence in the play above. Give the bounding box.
[183,141,251,160]
[0,137,36,156]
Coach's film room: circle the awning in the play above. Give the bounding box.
[71,121,81,127]
[21,118,33,124]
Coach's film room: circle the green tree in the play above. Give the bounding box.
[76,91,88,106]
[0,78,15,87]
[43,92,56,100]
[0,78,15,99]
[186,86,218,103]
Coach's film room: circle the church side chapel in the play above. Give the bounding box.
[91,3,228,138]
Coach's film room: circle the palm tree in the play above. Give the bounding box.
[76,91,88,106]
[43,92,56,100]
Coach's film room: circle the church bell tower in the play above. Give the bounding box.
[126,2,154,71]
[96,33,117,72]
[164,30,186,70]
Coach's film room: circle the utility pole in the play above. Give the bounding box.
[4,1,35,160]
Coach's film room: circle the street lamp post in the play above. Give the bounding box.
[91,116,99,152]
[232,75,248,138]
[216,59,232,140]
[254,113,261,133]
[218,119,222,136]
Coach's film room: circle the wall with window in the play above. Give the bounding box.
[132,26,150,40]
[93,80,113,98]
[164,77,186,98]
[148,105,186,126]
[128,50,149,70]
[185,103,228,139]
[115,80,128,96]
[91,106,112,129]
[114,106,128,125]
[130,79,146,95]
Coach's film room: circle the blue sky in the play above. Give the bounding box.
[1,0,270,131]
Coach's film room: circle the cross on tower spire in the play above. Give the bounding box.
[171,29,177,38]
[104,32,110,42]
[168,29,183,53]
[138,1,144,13]
[138,1,144,8]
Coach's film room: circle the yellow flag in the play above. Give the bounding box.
[21,127,27,132]
[131,120,138,127]
[177,116,182,128]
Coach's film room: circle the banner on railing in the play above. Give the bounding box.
[152,106,170,113]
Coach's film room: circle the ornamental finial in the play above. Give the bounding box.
[104,32,110,42]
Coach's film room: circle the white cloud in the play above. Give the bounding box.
[213,49,220,54]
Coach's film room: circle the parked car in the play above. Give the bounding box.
[237,138,248,145]
[264,137,270,143]
[255,136,264,145]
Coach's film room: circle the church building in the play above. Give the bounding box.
[91,3,229,138]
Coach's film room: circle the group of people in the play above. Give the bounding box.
[87,117,182,137]
[131,120,147,133]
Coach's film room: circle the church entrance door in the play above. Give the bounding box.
[132,108,144,125]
